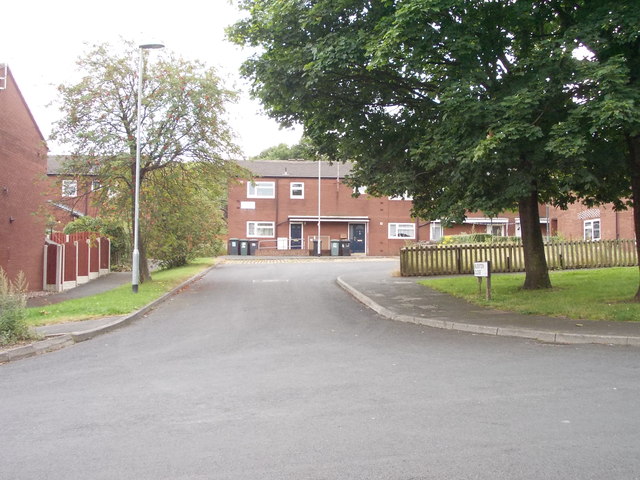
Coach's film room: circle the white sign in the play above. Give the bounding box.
[474,262,489,278]
[240,201,256,210]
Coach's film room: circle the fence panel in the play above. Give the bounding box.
[400,239,638,276]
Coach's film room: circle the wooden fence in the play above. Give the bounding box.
[400,239,638,276]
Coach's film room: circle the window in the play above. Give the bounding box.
[389,223,416,239]
[247,221,275,238]
[290,182,304,199]
[430,221,443,242]
[389,192,414,201]
[91,180,101,192]
[62,180,78,197]
[487,224,505,236]
[247,181,275,198]
[584,219,601,241]
[353,186,367,195]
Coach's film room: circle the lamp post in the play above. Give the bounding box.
[132,42,164,293]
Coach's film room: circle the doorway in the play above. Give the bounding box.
[349,223,366,254]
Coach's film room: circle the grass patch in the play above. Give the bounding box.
[420,267,640,322]
[26,258,216,326]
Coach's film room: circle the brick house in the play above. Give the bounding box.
[228,160,635,256]
[46,155,101,229]
[0,65,49,289]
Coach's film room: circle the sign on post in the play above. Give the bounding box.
[473,261,492,300]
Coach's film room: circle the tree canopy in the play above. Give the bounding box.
[230,0,640,293]
[52,40,243,278]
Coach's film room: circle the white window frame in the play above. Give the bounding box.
[430,221,443,242]
[247,221,275,238]
[487,224,506,236]
[584,219,601,241]
[290,182,304,199]
[91,180,101,192]
[247,181,275,199]
[62,179,78,198]
[388,192,414,201]
[388,223,416,239]
[353,186,368,195]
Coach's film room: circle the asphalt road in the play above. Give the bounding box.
[2,259,640,479]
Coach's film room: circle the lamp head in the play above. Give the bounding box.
[139,43,165,50]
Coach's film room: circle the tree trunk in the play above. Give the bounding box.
[626,135,640,301]
[519,190,552,290]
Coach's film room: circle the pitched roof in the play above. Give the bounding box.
[235,159,354,179]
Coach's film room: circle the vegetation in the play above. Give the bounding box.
[25,258,216,326]
[229,1,639,298]
[51,40,242,280]
[252,137,318,161]
[440,234,522,245]
[0,269,36,345]
[420,268,640,322]
[64,216,129,266]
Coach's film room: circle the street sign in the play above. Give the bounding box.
[474,262,489,278]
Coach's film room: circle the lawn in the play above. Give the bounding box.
[26,258,217,326]
[420,267,640,322]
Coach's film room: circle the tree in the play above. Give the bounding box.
[546,1,640,300]
[252,137,318,160]
[230,0,602,289]
[52,40,242,281]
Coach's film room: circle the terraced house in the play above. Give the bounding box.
[227,159,635,257]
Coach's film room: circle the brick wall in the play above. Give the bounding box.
[0,68,48,290]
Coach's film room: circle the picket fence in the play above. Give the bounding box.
[400,239,638,276]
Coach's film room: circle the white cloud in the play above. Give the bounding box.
[3,0,301,157]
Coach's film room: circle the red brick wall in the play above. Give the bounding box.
[552,204,635,240]
[227,177,418,256]
[0,68,48,290]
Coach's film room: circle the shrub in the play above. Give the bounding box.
[0,268,34,346]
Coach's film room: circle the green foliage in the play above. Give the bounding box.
[252,137,318,160]
[0,269,34,346]
[421,267,640,322]
[51,39,242,281]
[25,259,216,326]
[64,216,129,264]
[229,0,640,293]
[440,234,522,245]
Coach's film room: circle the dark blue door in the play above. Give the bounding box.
[350,224,366,253]
[290,223,302,249]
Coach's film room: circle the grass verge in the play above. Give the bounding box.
[26,258,217,326]
[420,267,640,322]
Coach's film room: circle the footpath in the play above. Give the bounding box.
[2,258,639,364]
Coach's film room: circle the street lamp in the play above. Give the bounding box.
[132,42,164,293]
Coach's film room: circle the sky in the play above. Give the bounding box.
[3,0,302,157]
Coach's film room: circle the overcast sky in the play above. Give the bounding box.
[3,0,302,157]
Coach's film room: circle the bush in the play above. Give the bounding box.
[0,269,34,346]
[441,234,522,245]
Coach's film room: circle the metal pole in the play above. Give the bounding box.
[132,42,164,293]
[132,48,144,293]
[317,158,321,255]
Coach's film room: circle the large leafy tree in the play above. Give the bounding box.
[547,1,640,300]
[52,40,242,281]
[230,0,608,289]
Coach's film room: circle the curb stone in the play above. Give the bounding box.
[336,276,640,347]
[0,264,218,365]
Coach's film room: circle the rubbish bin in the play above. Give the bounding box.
[239,239,249,256]
[248,240,259,255]
[331,239,340,256]
[311,239,322,256]
[228,238,240,255]
[340,239,351,256]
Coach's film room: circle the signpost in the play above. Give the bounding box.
[474,261,492,300]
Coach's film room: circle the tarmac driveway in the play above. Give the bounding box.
[1,259,640,479]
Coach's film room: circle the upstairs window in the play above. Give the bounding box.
[247,181,275,199]
[290,182,304,199]
[584,219,601,241]
[62,180,78,198]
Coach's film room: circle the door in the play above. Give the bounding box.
[349,223,366,254]
[290,223,303,249]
